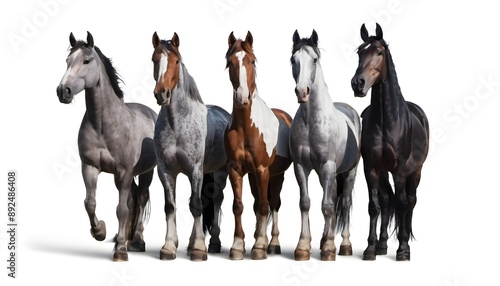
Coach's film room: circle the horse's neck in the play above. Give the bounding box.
[370,57,409,130]
[84,69,125,132]
[303,66,335,118]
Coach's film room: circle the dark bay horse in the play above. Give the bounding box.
[225,31,293,260]
[151,32,229,261]
[351,23,430,261]
[56,32,157,261]
[289,30,361,261]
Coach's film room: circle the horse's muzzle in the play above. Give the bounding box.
[295,86,310,103]
[351,76,367,97]
[57,84,74,104]
[155,89,172,106]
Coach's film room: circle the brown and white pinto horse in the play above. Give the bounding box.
[225,31,292,260]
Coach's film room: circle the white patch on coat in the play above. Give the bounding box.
[250,93,279,157]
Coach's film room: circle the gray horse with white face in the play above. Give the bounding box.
[289,30,361,261]
[56,32,157,261]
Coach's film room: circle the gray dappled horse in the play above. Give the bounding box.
[151,32,230,261]
[289,30,361,261]
[57,32,157,261]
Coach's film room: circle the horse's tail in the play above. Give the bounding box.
[336,173,353,234]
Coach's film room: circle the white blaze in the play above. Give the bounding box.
[158,53,168,82]
[235,51,250,99]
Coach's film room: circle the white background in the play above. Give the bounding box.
[1,0,499,285]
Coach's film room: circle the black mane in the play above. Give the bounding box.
[70,41,124,99]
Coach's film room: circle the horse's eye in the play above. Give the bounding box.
[83,59,91,65]
[176,60,179,64]
[377,49,383,56]
[313,58,318,64]
[252,60,256,66]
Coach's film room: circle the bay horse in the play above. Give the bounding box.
[289,30,361,261]
[56,32,157,261]
[151,32,230,261]
[351,23,430,261]
[225,31,293,260]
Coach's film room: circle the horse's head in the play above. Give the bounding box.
[225,31,257,108]
[351,23,388,97]
[152,32,181,106]
[57,32,101,104]
[291,29,320,103]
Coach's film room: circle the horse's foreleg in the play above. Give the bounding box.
[188,166,208,261]
[363,165,382,261]
[294,163,311,261]
[268,172,285,255]
[158,163,178,260]
[377,172,393,255]
[229,167,245,260]
[251,167,270,260]
[82,164,106,241]
[113,170,134,262]
[319,162,337,261]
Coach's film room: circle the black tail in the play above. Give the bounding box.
[335,174,352,233]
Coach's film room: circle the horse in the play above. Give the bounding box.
[351,23,430,261]
[289,30,361,261]
[225,31,293,260]
[56,32,157,261]
[151,32,230,261]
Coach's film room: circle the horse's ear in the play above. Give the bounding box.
[152,32,160,48]
[228,31,236,48]
[86,31,94,48]
[311,29,318,46]
[69,32,76,47]
[293,30,300,44]
[245,31,253,46]
[375,23,383,40]
[171,32,180,48]
[360,24,369,42]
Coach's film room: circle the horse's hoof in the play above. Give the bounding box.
[396,250,410,261]
[294,249,310,261]
[320,250,336,261]
[208,243,221,253]
[267,244,281,255]
[229,248,245,260]
[90,220,106,241]
[251,248,267,260]
[190,249,208,262]
[129,240,146,252]
[160,249,176,260]
[363,252,376,261]
[339,245,353,256]
[113,250,128,262]
[376,246,387,255]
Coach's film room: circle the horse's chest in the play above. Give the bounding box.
[362,130,398,170]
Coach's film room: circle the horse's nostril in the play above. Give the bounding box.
[306,86,310,94]
[294,87,299,96]
[65,87,71,95]
[359,78,365,88]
